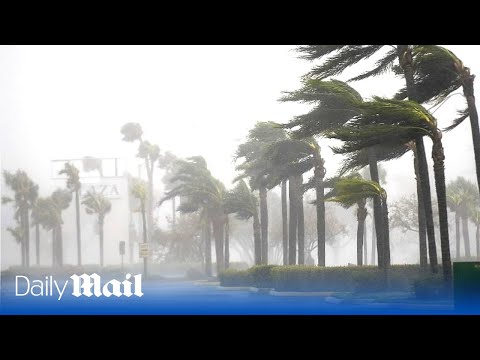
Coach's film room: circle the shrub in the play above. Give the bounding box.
[249,265,278,288]
[219,269,251,287]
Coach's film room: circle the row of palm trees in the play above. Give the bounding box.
[2,164,112,267]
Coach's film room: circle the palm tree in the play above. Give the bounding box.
[82,191,112,267]
[447,177,477,258]
[326,174,385,266]
[160,156,227,273]
[293,46,438,272]
[59,162,82,266]
[235,121,287,264]
[158,151,181,228]
[395,45,480,195]
[326,98,452,282]
[224,180,262,264]
[2,170,39,267]
[30,200,42,265]
[469,206,480,259]
[50,189,72,267]
[280,80,397,269]
[6,226,24,262]
[131,178,148,277]
[121,122,160,243]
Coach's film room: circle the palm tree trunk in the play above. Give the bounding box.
[141,201,148,279]
[371,217,376,266]
[297,175,305,265]
[259,185,269,265]
[314,149,326,267]
[288,175,298,265]
[204,221,212,277]
[357,206,367,266]
[52,228,56,267]
[224,216,230,270]
[455,213,461,259]
[414,150,428,268]
[99,217,104,267]
[20,209,26,267]
[432,137,452,283]
[281,180,288,265]
[35,223,40,265]
[24,207,30,267]
[363,218,368,265]
[75,189,82,266]
[253,211,262,265]
[146,159,154,244]
[416,139,439,273]
[212,216,225,274]
[368,148,385,268]
[381,198,391,267]
[462,75,480,195]
[57,224,63,267]
[461,215,471,258]
[397,44,439,273]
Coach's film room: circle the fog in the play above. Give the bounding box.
[1,45,479,271]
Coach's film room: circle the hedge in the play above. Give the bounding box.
[219,264,441,294]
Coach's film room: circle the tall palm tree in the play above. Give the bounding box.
[32,196,59,266]
[50,189,72,267]
[59,162,82,266]
[326,174,385,266]
[6,226,24,262]
[30,200,43,265]
[395,45,480,195]
[121,122,160,243]
[326,98,452,282]
[235,121,287,264]
[2,170,38,267]
[160,156,227,273]
[469,206,480,259]
[293,45,438,272]
[131,178,148,277]
[224,180,262,264]
[158,151,181,228]
[82,191,112,267]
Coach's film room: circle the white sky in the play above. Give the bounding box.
[1,45,479,267]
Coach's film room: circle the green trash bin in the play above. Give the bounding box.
[453,262,480,309]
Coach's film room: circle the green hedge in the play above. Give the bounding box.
[220,264,435,293]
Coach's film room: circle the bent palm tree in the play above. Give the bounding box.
[59,162,82,266]
[326,98,452,282]
[82,191,112,267]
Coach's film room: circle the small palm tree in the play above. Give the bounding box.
[224,180,262,265]
[82,191,112,267]
[326,174,384,266]
[59,162,82,266]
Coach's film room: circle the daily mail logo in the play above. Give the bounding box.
[15,273,144,300]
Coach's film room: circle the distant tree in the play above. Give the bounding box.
[131,178,148,276]
[50,189,72,267]
[59,162,82,266]
[82,191,112,267]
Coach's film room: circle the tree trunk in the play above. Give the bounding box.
[75,189,82,266]
[462,75,480,196]
[416,138,439,273]
[204,221,212,277]
[363,218,368,265]
[414,149,428,268]
[381,198,391,267]
[288,175,298,265]
[56,224,63,267]
[212,216,225,274]
[476,224,480,259]
[35,223,40,266]
[224,216,230,269]
[141,201,148,279]
[52,228,56,267]
[99,217,104,267]
[432,136,452,283]
[172,196,176,229]
[455,213,461,259]
[461,215,471,258]
[281,180,288,265]
[259,185,269,264]
[253,211,262,265]
[314,148,326,267]
[371,217,376,266]
[397,44,438,273]
[24,207,30,267]
[368,148,385,268]
[146,159,154,244]
[20,208,26,267]
[357,205,367,266]
[297,175,305,265]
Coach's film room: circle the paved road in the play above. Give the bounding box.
[1,278,474,315]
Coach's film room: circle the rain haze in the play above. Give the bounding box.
[1,45,479,273]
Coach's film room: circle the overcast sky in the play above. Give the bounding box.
[1,45,479,267]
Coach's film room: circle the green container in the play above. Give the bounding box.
[453,262,480,308]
